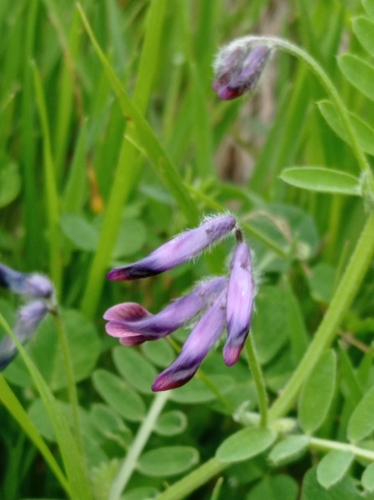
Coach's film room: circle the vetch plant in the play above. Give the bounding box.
[104,215,257,391]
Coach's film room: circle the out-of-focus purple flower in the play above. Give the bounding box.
[107,215,236,281]
[104,277,227,345]
[223,242,255,366]
[152,289,227,391]
[213,44,271,100]
[0,263,54,299]
[0,301,49,370]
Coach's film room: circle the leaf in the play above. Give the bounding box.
[60,213,99,251]
[347,385,374,442]
[112,218,147,259]
[0,153,21,208]
[268,435,310,466]
[216,427,276,463]
[246,474,299,500]
[280,167,360,196]
[141,339,175,368]
[169,375,234,404]
[308,263,336,304]
[252,286,289,364]
[363,0,374,21]
[112,346,157,395]
[298,350,337,434]
[301,466,360,500]
[90,403,133,449]
[352,16,374,58]
[92,369,146,422]
[137,446,199,477]
[362,463,374,492]
[338,54,374,103]
[154,411,187,437]
[318,100,374,156]
[317,450,355,489]
[122,487,159,500]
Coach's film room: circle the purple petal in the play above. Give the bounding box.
[0,301,49,371]
[0,263,54,299]
[223,242,255,366]
[213,45,271,101]
[104,277,227,345]
[107,215,236,281]
[152,289,227,391]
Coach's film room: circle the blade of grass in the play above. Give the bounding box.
[0,374,70,495]
[78,1,199,319]
[0,313,93,500]
[32,62,62,293]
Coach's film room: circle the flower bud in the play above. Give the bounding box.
[107,215,236,281]
[223,242,255,366]
[0,263,54,299]
[213,43,271,100]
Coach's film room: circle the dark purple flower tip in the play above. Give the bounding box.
[223,242,255,367]
[152,289,227,392]
[0,263,54,299]
[104,277,228,346]
[107,214,236,281]
[213,44,271,101]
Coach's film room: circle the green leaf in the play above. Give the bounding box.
[252,286,289,364]
[0,153,21,208]
[353,16,374,58]
[268,435,310,466]
[137,446,199,477]
[298,350,337,434]
[308,263,336,304]
[169,375,234,404]
[90,403,133,449]
[92,369,146,422]
[141,339,175,368]
[280,167,360,196]
[112,346,157,395]
[338,54,374,103]
[318,100,374,156]
[60,213,99,251]
[347,385,374,442]
[363,0,374,22]
[122,487,159,500]
[112,218,147,259]
[362,463,374,492]
[154,411,187,437]
[317,450,355,489]
[216,427,276,463]
[246,474,298,500]
[301,466,360,500]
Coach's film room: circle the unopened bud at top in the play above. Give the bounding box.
[213,41,271,100]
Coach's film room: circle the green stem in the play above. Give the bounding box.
[245,334,268,427]
[110,392,169,500]
[52,310,84,457]
[156,458,227,500]
[269,212,374,421]
[249,36,371,175]
[309,436,374,461]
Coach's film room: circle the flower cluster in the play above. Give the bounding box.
[0,263,55,370]
[212,38,272,100]
[104,214,256,392]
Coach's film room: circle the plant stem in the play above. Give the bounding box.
[110,391,169,500]
[269,212,374,421]
[247,36,371,176]
[245,334,268,427]
[309,436,374,461]
[52,310,84,457]
[156,458,227,500]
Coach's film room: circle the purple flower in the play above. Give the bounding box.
[213,44,271,100]
[152,289,227,391]
[0,263,54,299]
[223,242,255,366]
[107,215,236,281]
[104,277,227,345]
[0,301,49,370]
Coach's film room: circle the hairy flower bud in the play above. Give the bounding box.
[107,215,236,281]
[0,263,54,299]
[223,242,255,366]
[213,42,271,100]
